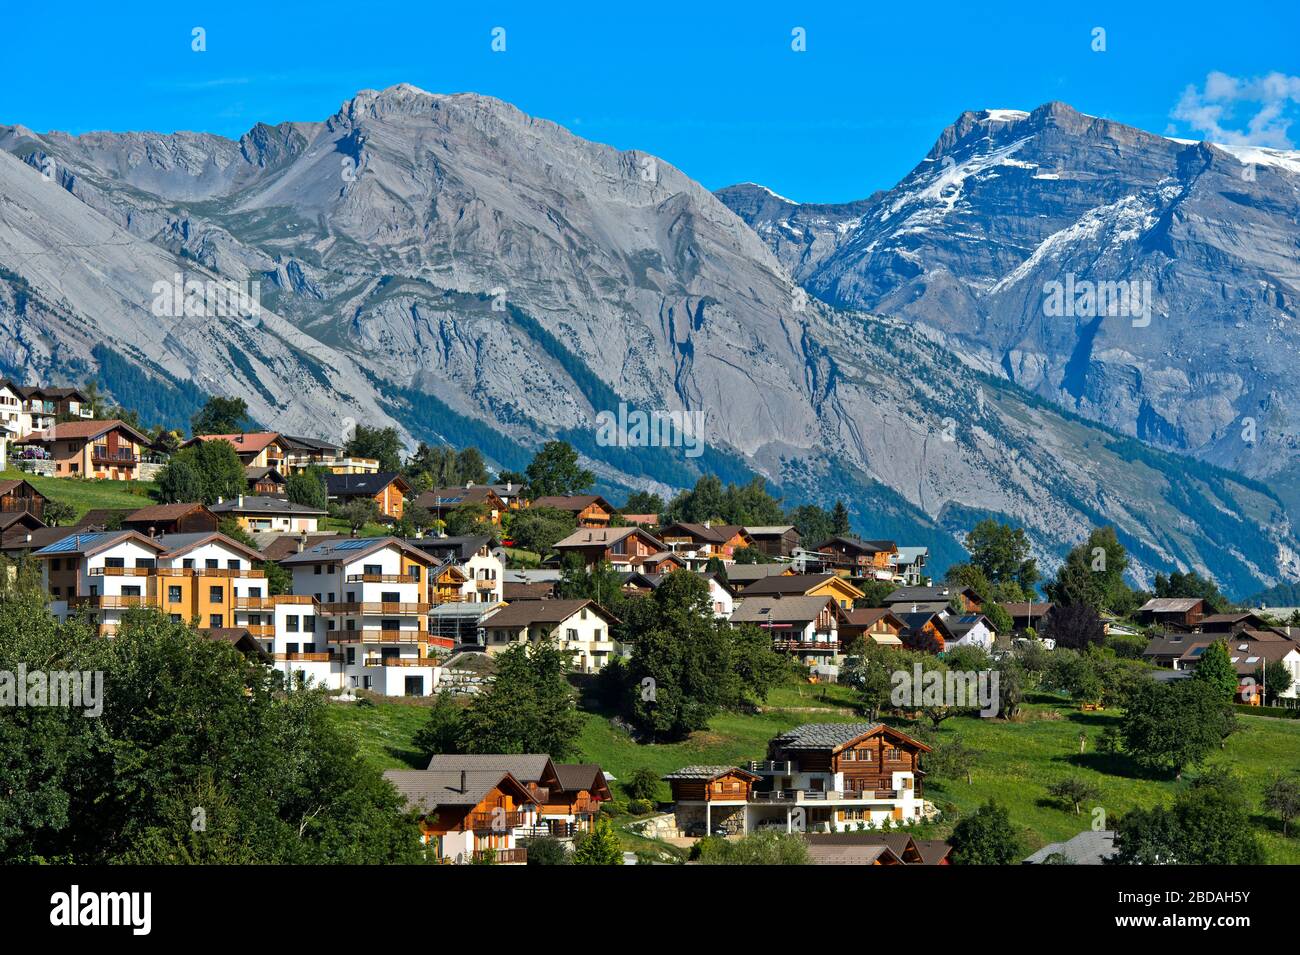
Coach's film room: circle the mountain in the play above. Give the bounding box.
[1,86,1296,594]
[718,102,1300,495]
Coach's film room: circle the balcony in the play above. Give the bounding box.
[91,446,139,466]
[234,596,276,609]
[361,655,437,668]
[473,847,527,864]
[345,573,419,584]
[70,594,149,609]
[747,760,796,775]
[274,652,334,662]
[245,625,276,638]
[320,601,430,615]
[327,628,425,644]
[772,640,840,652]
[89,566,155,577]
[471,811,527,831]
[750,787,902,803]
[474,579,497,591]
[194,568,264,579]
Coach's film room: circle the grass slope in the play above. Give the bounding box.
[3,470,157,519]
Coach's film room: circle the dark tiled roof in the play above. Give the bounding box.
[325,471,408,497]
[383,769,534,812]
[482,598,617,628]
[770,722,883,750]
[662,765,750,781]
[738,573,838,596]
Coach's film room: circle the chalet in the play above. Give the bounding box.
[805,831,951,865]
[656,522,743,567]
[1195,611,1275,635]
[424,755,611,837]
[0,381,94,436]
[1136,597,1205,628]
[731,594,845,660]
[885,585,981,617]
[623,570,734,617]
[120,503,219,536]
[383,768,537,864]
[16,419,151,480]
[0,509,46,539]
[840,608,906,647]
[0,478,48,521]
[325,472,410,521]
[896,611,955,652]
[280,434,379,474]
[552,525,667,572]
[184,432,290,470]
[743,525,800,559]
[413,485,508,525]
[210,495,326,533]
[530,495,614,528]
[1002,601,1054,634]
[811,536,897,581]
[479,598,621,672]
[665,722,933,836]
[405,535,505,604]
[486,482,527,510]
[737,572,864,610]
[723,563,795,593]
[244,466,287,496]
[944,614,997,651]
[620,513,660,527]
[889,546,929,586]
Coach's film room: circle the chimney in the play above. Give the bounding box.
[704,519,711,529]
[237,494,244,508]
[459,769,467,793]
[216,496,224,505]
[506,482,513,493]
[235,434,244,444]
[148,525,157,539]
[296,533,306,554]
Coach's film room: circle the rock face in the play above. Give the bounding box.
[0,87,1296,594]
[718,102,1300,484]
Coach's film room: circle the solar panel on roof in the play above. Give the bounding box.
[40,532,108,554]
[332,539,371,550]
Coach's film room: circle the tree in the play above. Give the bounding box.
[622,491,665,516]
[694,831,811,865]
[787,503,834,548]
[949,800,1024,865]
[1153,570,1232,615]
[1040,603,1105,651]
[1045,777,1101,815]
[571,815,623,865]
[983,601,1013,638]
[156,440,246,505]
[1046,526,1135,614]
[1257,659,1295,705]
[854,579,895,609]
[830,500,851,536]
[841,639,903,721]
[961,519,1039,594]
[339,498,381,532]
[190,396,252,436]
[41,500,77,527]
[443,503,493,538]
[1120,680,1229,779]
[1265,775,1300,837]
[262,560,291,597]
[218,518,257,549]
[285,467,328,510]
[0,601,424,863]
[525,441,594,498]
[460,641,585,759]
[662,475,784,526]
[1192,640,1239,702]
[623,768,661,802]
[346,425,403,473]
[503,506,576,555]
[924,735,976,785]
[412,692,466,759]
[525,836,570,865]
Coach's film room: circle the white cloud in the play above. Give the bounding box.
[1172,71,1300,148]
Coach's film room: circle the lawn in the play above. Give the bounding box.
[4,469,158,519]
[328,681,1300,862]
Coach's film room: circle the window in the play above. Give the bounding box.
[168,586,182,603]
[227,559,240,570]
[363,564,382,577]
[136,558,156,569]
[303,615,315,633]
[314,564,322,575]
[183,558,195,569]
[105,557,125,568]
[205,559,218,570]
[209,614,222,628]
[209,586,223,604]
[566,628,579,643]
[381,591,400,603]
[381,619,400,631]
[286,615,300,632]
[346,648,355,665]
[408,566,421,581]
[170,614,182,623]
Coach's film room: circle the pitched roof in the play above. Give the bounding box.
[770,722,931,754]
[406,535,502,560]
[1002,602,1054,618]
[739,573,847,596]
[0,478,46,499]
[187,432,283,454]
[19,418,150,444]
[324,472,409,496]
[243,465,286,482]
[743,525,796,536]
[723,564,792,584]
[731,595,838,624]
[503,582,556,600]
[481,598,619,628]
[662,765,760,781]
[554,763,607,794]
[1138,597,1204,613]
[657,522,728,543]
[32,529,162,558]
[279,434,341,453]
[1024,830,1117,865]
[209,496,327,515]
[843,608,903,629]
[886,585,968,605]
[382,769,536,812]
[413,486,504,509]
[553,525,663,550]
[424,753,557,785]
[154,531,266,563]
[530,495,611,512]
[805,843,899,865]
[123,502,212,524]
[277,535,433,566]
[814,535,896,554]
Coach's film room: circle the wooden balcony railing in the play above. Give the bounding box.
[69,595,149,609]
[345,574,419,584]
[234,596,276,609]
[474,579,497,591]
[89,566,154,577]
[362,655,437,668]
[92,446,139,466]
[245,625,275,638]
[473,847,527,864]
[320,602,430,615]
[471,811,527,831]
[274,652,334,662]
[327,628,425,644]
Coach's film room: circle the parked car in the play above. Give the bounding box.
[683,822,730,838]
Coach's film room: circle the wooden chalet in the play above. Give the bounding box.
[811,536,897,579]
[742,524,801,558]
[551,525,668,571]
[738,571,864,609]
[530,495,614,528]
[120,502,220,536]
[840,608,906,646]
[383,768,538,864]
[424,755,611,838]
[0,478,47,520]
[1136,597,1205,628]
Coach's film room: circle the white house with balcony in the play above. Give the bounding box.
[279,536,441,696]
[478,598,621,673]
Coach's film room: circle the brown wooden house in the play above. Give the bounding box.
[0,478,47,521]
[530,495,614,528]
[413,485,509,525]
[325,471,410,521]
[383,768,537,864]
[552,525,667,571]
[742,525,801,558]
[813,536,897,578]
[120,503,220,536]
[1136,597,1205,628]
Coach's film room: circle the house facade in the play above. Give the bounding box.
[665,722,933,836]
[479,598,620,672]
[552,525,667,571]
[17,419,152,480]
[383,768,537,864]
[210,495,326,533]
[530,495,614,528]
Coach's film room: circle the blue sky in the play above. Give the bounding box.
[3,1,1297,202]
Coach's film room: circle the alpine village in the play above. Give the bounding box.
[3,382,1299,867]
